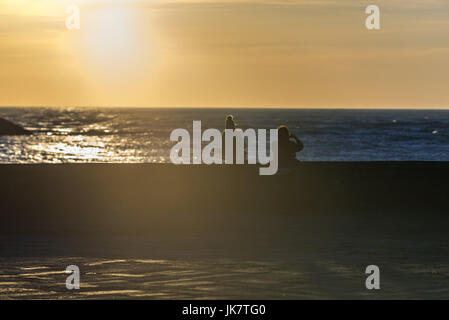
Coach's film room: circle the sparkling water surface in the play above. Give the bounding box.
[1,107,449,163]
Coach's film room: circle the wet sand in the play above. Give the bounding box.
[1,224,449,299]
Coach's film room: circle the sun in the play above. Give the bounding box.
[72,3,153,85]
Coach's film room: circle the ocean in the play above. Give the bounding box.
[1,107,449,163]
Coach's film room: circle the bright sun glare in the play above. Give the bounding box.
[78,6,147,81]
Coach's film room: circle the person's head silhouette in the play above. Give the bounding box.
[278,125,290,142]
[225,115,236,130]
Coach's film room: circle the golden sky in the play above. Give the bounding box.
[1,0,449,108]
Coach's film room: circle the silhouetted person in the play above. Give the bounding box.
[277,125,303,167]
[274,125,303,215]
[225,115,236,130]
[222,115,237,163]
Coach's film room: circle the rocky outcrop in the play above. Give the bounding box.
[0,117,31,135]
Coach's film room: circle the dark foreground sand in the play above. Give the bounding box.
[1,163,449,299]
[1,162,448,234]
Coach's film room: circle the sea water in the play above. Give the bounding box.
[1,107,449,163]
